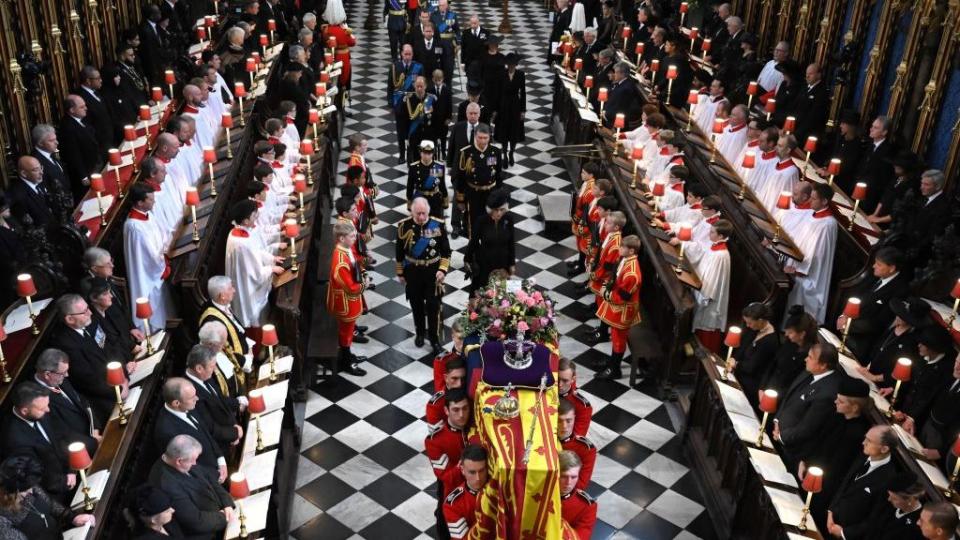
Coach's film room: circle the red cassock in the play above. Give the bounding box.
[589,231,621,296]
[561,490,598,540]
[560,384,593,438]
[560,435,597,492]
[572,180,596,254]
[596,255,642,330]
[322,24,357,88]
[442,483,479,540]
[325,245,364,321]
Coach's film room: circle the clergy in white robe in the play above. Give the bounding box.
[685,196,723,256]
[181,85,217,148]
[622,107,663,150]
[743,129,780,192]
[265,116,302,166]
[689,220,732,349]
[122,184,173,331]
[657,166,689,212]
[785,183,837,323]
[717,105,750,165]
[656,183,707,232]
[754,135,800,212]
[757,42,790,98]
[140,157,183,246]
[693,79,729,134]
[224,200,284,328]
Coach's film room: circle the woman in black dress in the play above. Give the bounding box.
[495,53,526,167]
[0,456,95,540]
[465,189,515,294]
[84,277,141,359]
[758,305,819,400]
[732,302,781,407]
[128,485,183,539]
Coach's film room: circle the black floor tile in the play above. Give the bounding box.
[365,374,417,401]
[589,404,641,433]
[297,473,357,511]
[619,509,683,540]
[361,472,421,510]
[307,404,361,435]
[364,404,418,434]
[608,471,668,509]
[600,436,655,469]
[301,436,359,470]
[363,436,420,470]
[293,514,354,540]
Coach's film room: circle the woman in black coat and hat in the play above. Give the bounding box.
[854,297,927,390]
[495,53,526,167]
[0,456,95,540]
[867,149,922,228]
[476,35,506,125]
[464,188,515,294]
[128,485,184,539]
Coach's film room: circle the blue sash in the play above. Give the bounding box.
[392,63,423,107]
[437,14,455,33]
[389,0,402,10]
[424,164,442,189]
[407,94,436,136]
[407,219,440,266]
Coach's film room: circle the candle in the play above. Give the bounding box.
[666,65,678,79]
[650,59,660,72]
[221,112,233,128]
[621,26,631,38]
[16,274,36,297]
[185,187,200,206]
[951,278,960,299]
[284,219,300,238]
[827,158,842,175]
[712,118,725,134]
[164,70,175,85]
[196,27,207,41]
[90,174,105,193]
[851,182,867,201]
[614,113,625,129]
[892,358,912,381]
[742,150,756,169]
[630,145,643,160]
[248,389,266,414]
[680,2,689,13]
[139,105,151,121]
[105,361,125,386]
[229,472,250,499]
[677,224,693,241]
[151,87,163,102]
[687,89,700,105]
[776,191,791,210]
[804,136,818,153]
[598,88,608,102]
[584,75,594,88]
[327,36,337,48]
[765,99,777,114]
[203,146,216,163]
[294,175,308,193]
[747,81,758,95]
[260,34,268,47]
[123,125,137,141]
[68,442,92,470]
[308,109,319,124]
[574,58,583,71]
[759,389,778,413]
[320,71,330,83]
[783,116,796,133]
[702,38,712,52]
[317,85,327,96]
[108,149,122,167]
[204,15,215,27]
[635,42,644,55]
[314,82,324,96]
[843,297,861,319]
[689,27,699,41]
[245,57,256,72]
[652,181,666,197]
[724,326,742,348]
[252,52,261,65]
[802,467,823,493]
[268,19,277,31]
[300,139,314,155]
[234,82,247,97]
[135,297,153,320]
[261,324,279,347]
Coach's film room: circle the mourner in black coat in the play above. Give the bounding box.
[148,444,233,540]
[826,425,898,539]
[836,247,910,359]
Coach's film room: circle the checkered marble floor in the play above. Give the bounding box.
[291,1,718,539]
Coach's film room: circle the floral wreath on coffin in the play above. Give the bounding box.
[458,276,559,346]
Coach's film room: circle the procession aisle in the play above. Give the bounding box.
[291,1,717,538]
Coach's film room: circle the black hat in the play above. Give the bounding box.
[505,52,522,66]
[82,276,113,299]
[917,325,953,353]
[741,33,758,48]
[0,456,43,493]
[886,471,919,494]
[485,34,502,46]
[486,188,509,209]
[467,79,482,93]
[887,149,920,170]
[838,109,860,126]
[889,297,932,328]
[132,485,173,516]
[837,375,869,398]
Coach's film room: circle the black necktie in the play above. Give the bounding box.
[33,421,51,444]
[186,412,201,429]
[468,124,474,142]
[854,460,872,481]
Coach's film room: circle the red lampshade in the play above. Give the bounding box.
[843,297,861,319]
[759,389,778,413]
[268,19,277,31]
[574,58,583,71]
[108,148,122,166]
[106,361,125,386]
[164,70,175,85]
[324,52,333,65]
[614,113,625,129]
[742,150,756,169]
[135,297,153,319]
[308,109,319,124]
[950,278,960,300]
[765,99,776,113]
[16,274,36,297]
[783,116,796,133]
[196,27,207,41]
[952,434,960,457]
[229,472,250,499]
[804,136,818,153]
[598,88,608,102]
[68,442,92,470]
[650,59,660,72]
[90,174,105,193]
[892,358,912,382]
[852,182,867,201]
[776,191,791,210]
[151,87,163,102]
[294,175,307,193]
[747,81,758,95]
[185,187,200,206]
[252,52,261,65]
[234,82,247,97]
[631,145,644,160]
[677,223,693,242]
[246,58,256,72]
[689,27,699,41]
[317,85,327,97]
[261,324,279,346]
[724,326,742,348]
[687,89,700,105]
[327,36,337,48]
[248,389,266,414]
[680,1,688,13]
[284,219,300,238]
[300,139,314,155]
[702,38,712,52]
[652,181,666,197]
[139,105,151,121]
[666,65,678,79]
[204,15,215,27]
[621,26,631,38]
[259,34,269,46]
[712,118,725,134]
[827,158,842,175]
[320,71,330,83]
[124,125,137,142]
[802,467,823,493]
[635,42,644,55]
[221,112,233,128]
[584,76,594,88]
[314,82,324,96]
[203,146,217,163]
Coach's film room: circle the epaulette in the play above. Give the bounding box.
[458,144,472,154]
[409,161,421,167]
[464,343,481,354]
[575,489,596,504]
[571,390,592,408]
[574,435,595,449]
[430,390,446,404]
[444,485,465,504]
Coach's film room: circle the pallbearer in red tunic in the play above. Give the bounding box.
[426,356,466,426]
[559,450,597,540]
[424,388,474,497]
[322,0,357,92]
[558,357,592,437]
[558,400,596,491]
[595,235,642,380]
[567,162,602,275]
[433,319,464,392]
[441,444,487,539]
[326,221,369,377]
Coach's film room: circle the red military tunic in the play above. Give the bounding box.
[562,490,597,540]
[442,483,479,539]
[325,244,364,321]
[589,230,621,296]
[322,24,357,89]
[424,421,470,496]
[426,389,447,426]
[596,255,641,330]
[561,435,597,492]
[572,178,596,254]
[560,384,592,438]
[432,350,460,392]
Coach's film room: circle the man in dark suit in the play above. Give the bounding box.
[8,156,56,230]
[183,345,244,456]
[413,23,455,84]
[76,66,117,154]
[604,63,641,128]
[898,326,954,426]
[854,116,896,212]
[826,425,898,538]
[573,29,600,85]
[918,502,960,540]
[719,16,744,71]
[153,377,228,484]
[447,102,482,237]
[547,0,572,63]
[908,169,952,255]
[58,94,103,201]
[159,0,187,48]
[405,9,433,47]
[654,35,693,108]
[0,382,75,502]
[835,247,910,359]
[793,63,830,143]
[34,349,101,455]
[149,434,234,539]
[277,65,311,135]
[30,123,74,211]
[455,81,491,123]
[48,293,131,427]
[138,4,171,86]
[83,246,141,342]
[773,341,842,469]
[258,0,289,41]
[116,43,150,110]
[430,69,453,159]
[460,15,489,72]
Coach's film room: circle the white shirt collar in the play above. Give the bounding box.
[925,353,946,366]
[877,271,899,288]
[811,369,835,384]
[927,190,943,204]
[35,148,53,161]
[864,454,892,472]
[184,370,208,389]
[165,404,194,425]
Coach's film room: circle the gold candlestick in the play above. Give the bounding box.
[79,468,94,511]
[798,491,813,531]
[114,385,128,425]
[289,241,299,274]
[95,191,107,226]
[255,414,264,451]
[225,127,233,159]
[191,206,200,242]
[298,193,307,225]
[24,296,39,335]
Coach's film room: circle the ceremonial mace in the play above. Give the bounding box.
[521,374,549,465]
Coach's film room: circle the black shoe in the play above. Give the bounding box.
[565,260,579,268]
[352,332,370,344]
[356,325,368,333]
[342,362,367,376]
[350,352,368,363]
[574,282,588,291]
[367,282,377,291]
[415,333,425,347]
[451,230,459,239]
[398,156,405,165]
[430,341,443,355]
[585,329,609,344]
[509,152,515,166]
[596,352,624,380]
[566,265,585,277]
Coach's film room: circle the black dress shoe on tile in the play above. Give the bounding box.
[431,342,443,355]
[585,330,609,344]
[566,265,585,277]
[415,333,425,347]
[350,353,368,363]
[566,260,579,268]
[342,362,367,376]
[352,333,370,344]
[355,325,368,333]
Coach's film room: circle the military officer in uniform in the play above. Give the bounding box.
[389,45,425,163]
[399,76,439,163]
[383,0,409,60]
[407,140,449,217]
[442,444,487,540]
[558,399,596,491]
[432,0,460,45]
[424,387,473,495]
[559,450,598,540]
[454,123,502,238]
[397,197,451,354]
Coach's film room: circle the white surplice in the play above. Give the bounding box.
[717,122,749,166]
[147,181,182,246]
[225,226,276,327]
[786,209,837,323]
[690,242,731,331]
[694,94,729,134]
[745,150,779,192]
[123,210,173,330]
[757,60,783,94]
[663,202,704,231]
[658,183,686,212]
[754,159,799,212]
